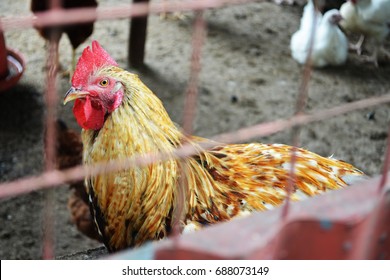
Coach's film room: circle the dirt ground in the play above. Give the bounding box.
[0,0,390,259]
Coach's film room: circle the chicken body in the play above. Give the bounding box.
[64,41,365,252]
[340,0,390,65]
[291,4,348,67]
[300,0,323,32]
[31,0,98,71]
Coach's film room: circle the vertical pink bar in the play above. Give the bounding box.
[42,38,59,260]
[42,0,62,260]
[182,11,206,135]
[172,11,207,248]
[275,0,318,259]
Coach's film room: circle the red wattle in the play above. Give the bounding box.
[73,96,105,130]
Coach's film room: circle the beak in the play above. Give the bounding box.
[335,14,343,23]
[63,87,90,105]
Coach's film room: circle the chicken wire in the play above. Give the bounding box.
[0,0,389,260]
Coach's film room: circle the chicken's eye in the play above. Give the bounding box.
[99,79,109,87]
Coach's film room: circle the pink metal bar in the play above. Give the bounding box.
[0,0,263,32]
[1,93,390,200]
[182,11,206,135]
[275,4,318,256]
[172,11,207,243]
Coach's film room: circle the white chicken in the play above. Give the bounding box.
[299,0,323,33]
[340,0,390,66]
[290,4,348,67]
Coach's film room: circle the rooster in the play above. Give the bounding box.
[63,41,365,252]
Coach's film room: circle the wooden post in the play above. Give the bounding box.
[128,0,150,68]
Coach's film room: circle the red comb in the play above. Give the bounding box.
[71,41,118,87]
